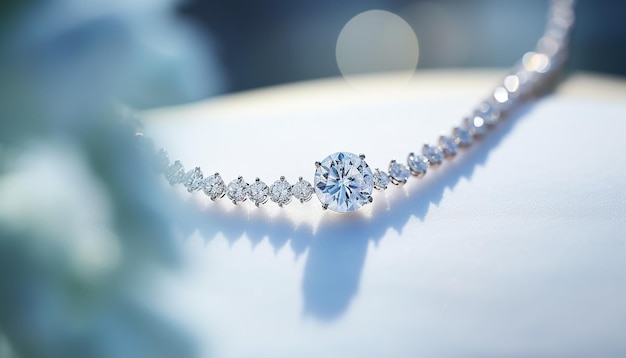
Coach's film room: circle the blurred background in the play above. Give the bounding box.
[2,0,624,107]
[0,0,624,357]
[179,0,626,93]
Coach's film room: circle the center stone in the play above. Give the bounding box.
[314,152,374,213]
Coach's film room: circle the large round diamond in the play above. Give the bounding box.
[314,152,374,213]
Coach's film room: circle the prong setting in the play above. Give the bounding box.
[389,160,410,185]
[270,177,292,207]
[248,177,269,207]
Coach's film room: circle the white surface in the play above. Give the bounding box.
[145,71,626,357]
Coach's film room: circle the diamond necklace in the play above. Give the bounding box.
[137,0,575,214]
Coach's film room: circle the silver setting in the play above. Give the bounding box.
[183,167,204,193]
[474,101,499,126]
[227,176,249,204]
[465,115,487,137]
[373,169,391,190]
[422,144,444,166]
[165,160,185,185]
[407,153,429,177]
[270,176,292,207]
[453,125,473,147]
[248,178,269,207]
[388,160,410,185]
[203,173,226,200]
[292,177,314,203]
[439,135,459,158]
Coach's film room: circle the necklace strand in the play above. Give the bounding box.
[136,0,575,213]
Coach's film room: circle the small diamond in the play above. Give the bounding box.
[504,75,521,96]
[165,160,185,185]
[227,177,249,204]
[475,101,499,126]
[439,135,459,157]
[493,86,515,118]
[407,153,429,176]
[292,177,314,203]
[248,178,269,206]
[423,144,444,165]
[453,125,473,147]
[373,169,390,190]
[465,115,487,136]
[389,160,410,185]
[269,177,292,207]
[314,152,374,212]
[202,173,226,200]
[183,167,204,192]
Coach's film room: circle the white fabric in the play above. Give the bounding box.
[145,71,626,357]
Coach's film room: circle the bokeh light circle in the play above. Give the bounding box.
[336,10,419,85]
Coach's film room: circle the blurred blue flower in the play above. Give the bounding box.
[0,1,222,357]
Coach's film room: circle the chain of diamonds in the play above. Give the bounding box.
[139,0,574,209]
[158,162,316,206]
